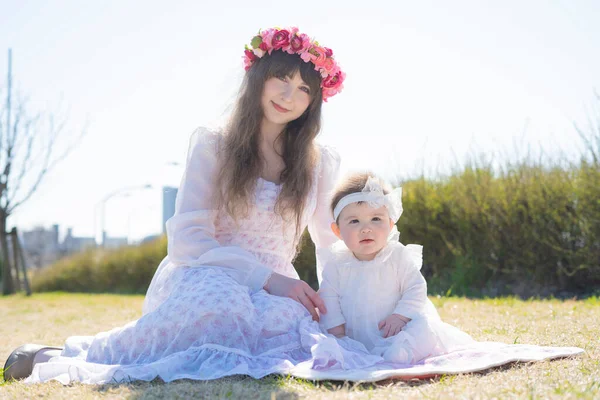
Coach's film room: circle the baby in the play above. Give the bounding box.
[318,172,473,364]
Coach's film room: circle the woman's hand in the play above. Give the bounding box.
[378,314,411,338]
[264,273,327,322]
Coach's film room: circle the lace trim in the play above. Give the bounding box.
[189,342,302,358]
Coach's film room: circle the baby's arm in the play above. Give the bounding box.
[327,324,346,338]
[318,262,347,335]
[393,247,428,320]
[378,246,428,338]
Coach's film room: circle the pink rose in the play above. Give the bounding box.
[322,86,342,102]
[243,55,253,71]
[300,51,312,63]
[260,28,276,53]
[321,57,336,75]
[287,32,310,54]
[306,45,327,67]
[260,28,276,40]
[271,29,290,50]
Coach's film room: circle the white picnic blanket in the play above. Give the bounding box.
[289,340,584,382]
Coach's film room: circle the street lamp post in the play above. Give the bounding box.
[96,184,153,247]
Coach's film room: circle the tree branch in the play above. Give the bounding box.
[7,113,87,213]
[7,118,37,207]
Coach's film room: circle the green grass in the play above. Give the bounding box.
[0,293,597,399]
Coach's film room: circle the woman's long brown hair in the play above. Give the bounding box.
[215,51,324,243]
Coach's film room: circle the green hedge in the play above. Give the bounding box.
[32,158,600,297]
[31,238,167,294]
[30,233,320,294]
[393,159,600,297]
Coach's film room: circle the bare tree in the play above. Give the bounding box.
[1,49,86,295]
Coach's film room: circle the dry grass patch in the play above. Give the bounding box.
[0,293,597,399]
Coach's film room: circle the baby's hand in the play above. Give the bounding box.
[378,314,411,338]
[327,324,346,338]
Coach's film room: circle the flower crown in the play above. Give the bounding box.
[243,27,345,102]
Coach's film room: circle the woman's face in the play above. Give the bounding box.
[261,71,311,130]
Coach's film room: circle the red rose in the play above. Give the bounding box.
[324,47,333,57]
[323,70,343,89]
[271,29,290,50]
[244,49,257,62]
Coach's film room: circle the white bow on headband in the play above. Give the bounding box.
[333,177,403,223]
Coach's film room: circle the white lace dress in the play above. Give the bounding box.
[318,227,475,364]
[26,127,381,384]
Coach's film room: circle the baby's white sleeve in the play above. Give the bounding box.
[307,145,341,285]
[166,127,273,293]
[319,262,346,330]
[393,245,428,319]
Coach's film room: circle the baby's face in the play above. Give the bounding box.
[335,203,394,261]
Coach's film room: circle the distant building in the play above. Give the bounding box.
[162,186,178,234]
[20,224,62,269]
[20,225,125,269]
[18,186,178,268]
[63,228,96,254]
[102,235,128,249]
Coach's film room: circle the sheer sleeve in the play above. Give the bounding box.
[165,127,274,293]
[308,145,341,284]
[392,245,428,319]
[318,260,346,330]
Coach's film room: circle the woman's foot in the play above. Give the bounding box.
[3,344,63,381]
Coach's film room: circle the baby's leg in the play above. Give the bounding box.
[383,318,437,364]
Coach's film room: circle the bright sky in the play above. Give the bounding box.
[1,0,599,242]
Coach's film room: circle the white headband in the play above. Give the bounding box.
[333,177,403,223]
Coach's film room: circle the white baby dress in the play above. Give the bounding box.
[319,227,475,364]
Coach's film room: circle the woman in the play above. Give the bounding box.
[5,26,347,384]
